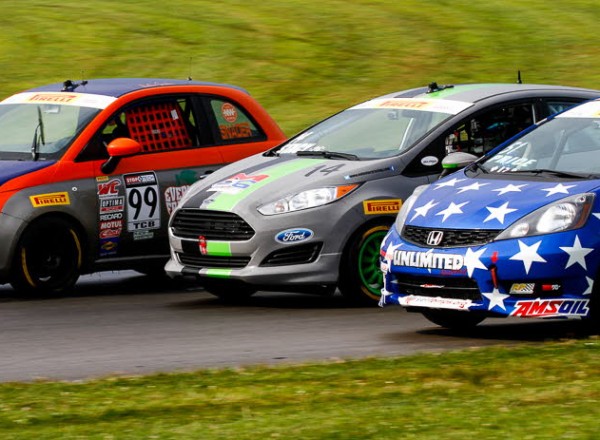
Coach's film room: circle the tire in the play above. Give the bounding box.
[421,309,486,330]
[201,279,257,303]
[10,218,83,296]
[339,220,391,305]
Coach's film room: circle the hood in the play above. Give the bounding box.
[406,171,600,230]
[0,160,55,188]
[182,154,398,212]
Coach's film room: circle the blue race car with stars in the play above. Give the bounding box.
[380,98,600,330]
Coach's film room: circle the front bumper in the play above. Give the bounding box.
[379,225,598,319]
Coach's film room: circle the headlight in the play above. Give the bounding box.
[394,184,430,231]
[495,193,594,240]
[257,184,359,215]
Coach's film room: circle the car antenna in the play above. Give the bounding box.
[517,70,522,84]
[427,82,454,93]
[62,79,88,92]
[188,57,193,81]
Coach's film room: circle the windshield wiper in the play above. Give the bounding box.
[31,106,45,161]
[508,168,592,179]
[296,150,359,160]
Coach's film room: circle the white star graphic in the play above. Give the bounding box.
[584,276,594,295]
[456,182,489,193]
[435,201,469,222]
[510,240,547,274]
[541,183,576,197]
[463,247,488,277]
[593,213,600,221]
[492,184,526,196]
[410,199,438,221]
[484,202,518,224]
[433,177,465,190]
[482,288,510,311]
[559,235,593,271]
[382,242,402,264]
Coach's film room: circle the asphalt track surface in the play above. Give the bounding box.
[0,271,592,382]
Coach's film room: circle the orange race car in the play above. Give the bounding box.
[0,78,285,295]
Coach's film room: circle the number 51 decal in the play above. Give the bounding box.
[124,171,161,232]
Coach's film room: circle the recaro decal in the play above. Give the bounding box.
[204,159,326,212]
[363,199,402,215]
[30,192,70,208]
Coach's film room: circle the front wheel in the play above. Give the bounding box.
[10,218,83,296]
[421,309,486,330]
[339,221,391,305]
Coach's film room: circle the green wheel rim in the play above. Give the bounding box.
[357,229,388,297]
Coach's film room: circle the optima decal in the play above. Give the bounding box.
[363,199,401,215]
[30,192,70,208]
[393,250,463,271]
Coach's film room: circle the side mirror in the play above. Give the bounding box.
[439,152,478,179]
[101,138,142,174]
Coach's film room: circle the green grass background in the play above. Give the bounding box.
[0,1,599,437]
[2,0,600,135]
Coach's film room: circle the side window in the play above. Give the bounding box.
[543,100,583,118]
[444,103,535,156]
[208,98,264,143]
[77,97,200,161]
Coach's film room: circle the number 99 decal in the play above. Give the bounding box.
[124,172,161,232]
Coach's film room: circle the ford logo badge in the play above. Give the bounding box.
[275,228,314,244]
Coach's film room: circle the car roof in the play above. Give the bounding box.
[380,83,600,103]
[24,78,250,98]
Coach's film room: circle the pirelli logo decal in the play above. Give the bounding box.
[363,199,401,215]
[30,192,70,207]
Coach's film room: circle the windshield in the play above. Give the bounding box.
[481,112,600,177]
[277,98,472,159]
[0,92,112,161]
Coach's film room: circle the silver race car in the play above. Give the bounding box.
[166,82,599,303]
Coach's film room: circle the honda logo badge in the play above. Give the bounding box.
[426,230,444,246]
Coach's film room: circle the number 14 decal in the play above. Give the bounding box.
[305,164,345,177]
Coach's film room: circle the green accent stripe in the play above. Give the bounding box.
[206,242,232,256]
[206,268,232,278]
[207,158,325,211]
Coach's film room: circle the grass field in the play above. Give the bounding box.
[2,0,600,135]
[1,1,600,437]
[0,340,598,439]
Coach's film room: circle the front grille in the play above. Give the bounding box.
[177,252,250,269]
[402,226,500,248]
[171,209,254,240]
[260,242,323,266]
[394,274,481,301]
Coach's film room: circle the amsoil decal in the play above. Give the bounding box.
[30,192,70,208]
[363,199,401,215]
[208,173,269,194]
[124,171,161,232]
[510,299,590,318]
[393,250,463,270]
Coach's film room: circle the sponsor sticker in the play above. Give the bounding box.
[393,250,464,271]
[363,199,401,215]
[124,171,161,232]
[221,102,238,123]
[0,92,116,109]
[208,173,269,194]
[133,230,154,241]
[30,192,70,208]
[510,283,535,294]
[511,299,590,318]
[352,98,473,115]
[399,295,473,310]
[99,237,119,257]
[220,122,252,139]
[420,156,439,167]
[97,178,121,198]
[275,228,314,244]
[165,185,190,215]
[100,197,125,213]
